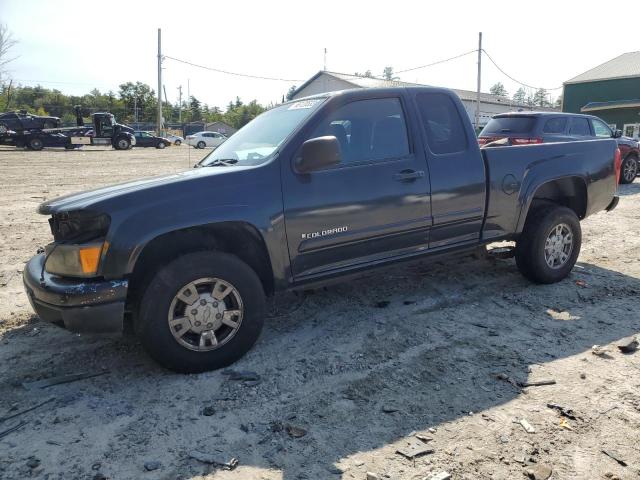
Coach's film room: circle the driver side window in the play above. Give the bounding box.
[307,98,410,165]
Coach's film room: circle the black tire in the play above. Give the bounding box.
[515,206,581,284]
[174,140,182,146]
[136,251,265,373]
[28,137,44,151]
[157,141,166,149]
[114,136,131,150]
[197,141,206,149]
[620,155,638,184]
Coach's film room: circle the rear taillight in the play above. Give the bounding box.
[478,138,487,145]
[511,137,543,145]
[614,147,622,185]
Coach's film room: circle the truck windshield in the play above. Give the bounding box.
[198,98,326,167]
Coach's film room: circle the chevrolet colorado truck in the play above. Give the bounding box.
[23,87,621,373]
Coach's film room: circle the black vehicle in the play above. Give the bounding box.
[0,110,60,134]
[479,112,639,184]
[133,131,171,149]
[13,108,136,151]
[23,87,620,373]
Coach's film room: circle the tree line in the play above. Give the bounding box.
[489,82,560,108]
[0,81,269,129]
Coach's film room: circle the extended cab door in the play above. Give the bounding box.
[281,94,432,281]
[412,91,486,248]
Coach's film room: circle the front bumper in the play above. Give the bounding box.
[23,254,128,334]
[606,195,619,212]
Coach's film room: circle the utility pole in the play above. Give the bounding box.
[163,85,169,126]
[475,32,482,132]
[323,48,327,71]
[157,28,163,135]
[177,85,182,123]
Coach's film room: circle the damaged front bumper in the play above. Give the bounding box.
[23,254,127,334]
[605,195,619,212]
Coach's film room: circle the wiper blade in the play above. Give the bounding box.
[203,158,239,167]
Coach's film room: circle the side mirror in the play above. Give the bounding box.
[295,136,341,173]
[613,129,622,138]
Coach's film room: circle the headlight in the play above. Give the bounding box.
[44,241,107,277]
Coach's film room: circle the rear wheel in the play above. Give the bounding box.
[136,251,265,373]
[174,139,182,146]
[28,137,44,151]
[620,155,638,184]
[197,141,206,149]
[157,141,166,149]
[515,206,581,284]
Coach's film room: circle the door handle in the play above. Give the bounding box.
[393,169,424,182]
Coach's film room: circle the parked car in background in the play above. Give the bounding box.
[164,133,184,145]
[133,131,171,149]
[479,112,639,184]
[186,131,226,149]
[0,110,60,133]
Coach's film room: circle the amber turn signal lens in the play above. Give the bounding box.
[79,246,102,274]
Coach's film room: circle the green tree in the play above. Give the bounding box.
[382,66,398,81]
[0,24,18,86]
[512,87,526,105]
[118,81,156,122]
[533,88,549,107]
[189,96,202,121]
[489,82,508,97]
[285,85,297,101]
[355,70,373,78]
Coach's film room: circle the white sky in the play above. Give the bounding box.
[0,0,627,109]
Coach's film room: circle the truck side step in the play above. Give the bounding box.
[486,246,516,259]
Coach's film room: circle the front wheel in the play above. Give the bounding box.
[114,136,131,150]
[620,156,638,184]
[174,140,182,146]
[515,206,581,284]
[136,251,265,373]
[196,141,206,149]
[28,137,44,151]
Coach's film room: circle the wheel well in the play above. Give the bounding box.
[624,151,638,161]
[126,222,274,318]
[526,176,587,222]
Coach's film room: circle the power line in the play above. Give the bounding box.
[396,49,477,74]
[163,55,304,82]
[481,49,563,91]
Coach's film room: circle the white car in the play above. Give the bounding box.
[164,133,184,145]
[186,131,227,149]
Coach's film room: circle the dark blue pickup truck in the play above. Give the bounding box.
[23,87,620,372]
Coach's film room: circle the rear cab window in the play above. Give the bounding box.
[415,92,468,154]
[591,118,612,137]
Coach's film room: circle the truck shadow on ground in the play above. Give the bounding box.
[618,179,640,196]
[1,254,639,479]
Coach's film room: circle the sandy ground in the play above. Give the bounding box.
[0,145,639,480]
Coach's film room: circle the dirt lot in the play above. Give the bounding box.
[0,145,639,480]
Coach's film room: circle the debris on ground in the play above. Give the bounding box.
[520,379,556,387]
[188,451,239,470]
[0,396,55,423]
[516,418,536,433]
[496,373,520,389]
[525,464,553,480]
[26,457,40,469]
[381,404,399,413]
[285,424,307,438]
[0,420,27,439]
[415,433,433,443]
[575,280,587,288]
[559,418,573,430]
[616,336,638,354]
[427,472,451,480]
[22,371,108,390]
[202,406,216,416]
[143,460,160,471]
[395,437,434,459]
[547,403,578,420]
[374,301,390,308]
[222,370,260,382]
[366,472,381,480]
[602,449,627,467]
[591,345,611,357]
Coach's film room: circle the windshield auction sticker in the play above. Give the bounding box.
[288,99,322,110]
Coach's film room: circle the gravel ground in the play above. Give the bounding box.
[0,145,639,480]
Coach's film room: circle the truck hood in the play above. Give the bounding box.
[38,166,255,215]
